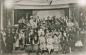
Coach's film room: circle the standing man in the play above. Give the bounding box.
[0,30,6,54]
[5,29,14,53]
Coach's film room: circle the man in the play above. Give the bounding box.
[0,30,6,53]
[5,29,14,53]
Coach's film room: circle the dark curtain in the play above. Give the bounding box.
[64,8,69,18]
[14,9,32,24]
[69,4,85,30]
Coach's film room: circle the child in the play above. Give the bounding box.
[39,35,46,54]
[53,34,60,53]
[19,30,25,49]
[46,33,54,54]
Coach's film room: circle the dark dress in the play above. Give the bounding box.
[33,36,39,51]
[25,32,34,53]
[60,36,69,54]
[5,33,14,53]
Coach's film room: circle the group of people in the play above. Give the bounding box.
[0,15,80,54]
[16,15,79,54]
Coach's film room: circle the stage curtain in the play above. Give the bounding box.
[69,4,85,30]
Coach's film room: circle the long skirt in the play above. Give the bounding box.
[25,45,33,52]
[33,44,39,51]
[15,39,19,48]
[47,44,53,50]
[53,44,59,51]
[40,44,46,50]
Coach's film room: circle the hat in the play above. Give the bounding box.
[30,16,33,18]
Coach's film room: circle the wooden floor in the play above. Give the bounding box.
[0,50,86,55]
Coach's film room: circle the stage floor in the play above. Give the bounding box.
[1,50,86,55]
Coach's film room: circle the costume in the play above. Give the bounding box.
[39,36,46,50]
[19,32,25,48]
[53,35,60,51]
[5,32,14,53]
[46,36,54,53]
[33,33,39,51]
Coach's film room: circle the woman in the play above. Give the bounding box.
[53,34,60,53]
[19,30,25,49]
[39,35,46,54]
[66,19,75,30]
[45,29,50,39]
[33,33,39,55]
[25,32,33,55]
[14,30,19,50]
[46,33,54,54]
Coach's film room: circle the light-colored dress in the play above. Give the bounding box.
[15,39,19,47]
[14,34,19,48]
[39,36,46,50]
[47,36,54,50]
[53,36,60,51]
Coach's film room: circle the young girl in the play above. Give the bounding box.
[46,33,54,54]
[19,30,25,49]
[53,34,60,53]
[39,35,46,54]
[14,30,19,50]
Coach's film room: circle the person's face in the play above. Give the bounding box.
[34,36,37,39]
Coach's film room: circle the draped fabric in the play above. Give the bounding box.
[69,4,85,30]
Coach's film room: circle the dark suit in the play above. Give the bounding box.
[0,33,6,53]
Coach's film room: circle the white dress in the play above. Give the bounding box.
[15,39,19,47]
[47,37,54,50]
[39,36,46,50]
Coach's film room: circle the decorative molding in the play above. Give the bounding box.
[14,4,69,9]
